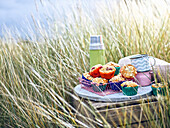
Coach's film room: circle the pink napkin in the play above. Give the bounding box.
[81,85,121,96]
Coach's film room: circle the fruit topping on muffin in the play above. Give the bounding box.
[89,64,103,78]
[99,65,116,79]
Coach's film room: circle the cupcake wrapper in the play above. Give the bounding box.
[121,86,139,96]
[106,83,111,89]
[151,86,167,96]
[151,87,158,96]
[81,75,92,87]
[110,81,125,91]
[114,67,120,76]
[82,82,92,87]
[92,83,107,92]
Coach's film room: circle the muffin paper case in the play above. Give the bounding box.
[121,86,139,96]
[151,86,167,96]
[159,87,167,96]
[114,67,120,76]
[151,87,158,96]
[80,76,92,87]
[110,81,125,91]
[92,83,107,92]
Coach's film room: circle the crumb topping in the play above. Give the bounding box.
[110,75,125,82]
[83,72,93,81]
[121,64,137,78]
[152,83,167,88]
[92,78,108,84]
[121,81,138,87]
[106,62,120,67]
[99,65,116,73]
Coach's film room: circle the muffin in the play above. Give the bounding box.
[120,64,137,79]
[92,78,108,92]
[106,62,120,67]
[121,81,139,96]
[89,64,103,78]
[106,62,120,76]
[151,84,159,88]
[82,72,93,81]
[110,75,125,82]
[151,83,168,96]
[99,65,116,79]
[109,75,125,91]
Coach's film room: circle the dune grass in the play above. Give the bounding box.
[0,0,169,127]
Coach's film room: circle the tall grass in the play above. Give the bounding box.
[0,0,169,127]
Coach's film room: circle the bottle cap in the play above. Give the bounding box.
[89,35,105,50]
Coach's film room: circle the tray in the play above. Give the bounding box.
[74,84,152,102]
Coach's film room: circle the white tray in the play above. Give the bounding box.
[74,84,152,102]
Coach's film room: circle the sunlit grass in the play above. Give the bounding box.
[0,0,169,127]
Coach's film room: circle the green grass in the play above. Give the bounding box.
[0,0,169,127]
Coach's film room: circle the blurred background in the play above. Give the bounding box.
[0,0,109,37]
